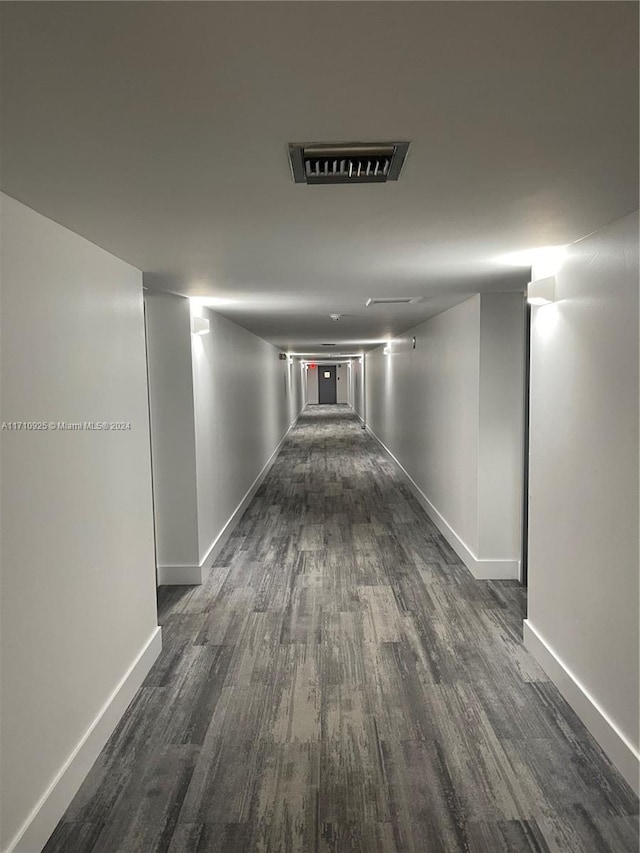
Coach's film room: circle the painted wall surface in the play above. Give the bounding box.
[145,292,199,576]
[351,358,365,420]
[191,307,303,564]
[0,195,159,851]
[478,293,526,560]
[367,296,481,553]
[336,363,349,403]
[306,365,319,404]
[526,210,639,787]
[293,360,305,424]
[365,293,524,578]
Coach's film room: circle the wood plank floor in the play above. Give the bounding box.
[44,405,639,852]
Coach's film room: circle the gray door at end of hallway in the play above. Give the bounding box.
[318,365,337,404]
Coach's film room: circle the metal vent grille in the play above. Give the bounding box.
[366,297,422,306]
[289,142,409,185]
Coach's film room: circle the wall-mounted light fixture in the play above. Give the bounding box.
[527,275,556,306]
[191,316,210,335]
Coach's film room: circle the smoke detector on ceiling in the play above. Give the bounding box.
[289,141,410,185]
[366,297,422,306]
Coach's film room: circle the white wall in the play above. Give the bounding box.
[288,359,304,425]
[524,210,639,793]
[365,293,525,579]
[478,293,527,560]
[191,307,303,566]
[145,292,199,579]
[367,297,481,552]
[306,365,319,404]
[351,358,365,420]
[145,296,303,583]
[0,195,160,853]
[336,363,349,403]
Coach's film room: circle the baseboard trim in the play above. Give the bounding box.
[366,426,519,580]
[523,619,639,796]
[157,410,303,587]
[7,627,163,853]
[157,564,203,585]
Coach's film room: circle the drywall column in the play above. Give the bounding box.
[337,363,349,403]
[145,292,200,584]
[145,295,305,584]
[0,194,160,853]
[477,293,526,567]
[287,358,303,424]
[524,210,639,793]
[365,292,524,579]
[351,357,365,421]
[362,355,367,427]
[306,364,319,404]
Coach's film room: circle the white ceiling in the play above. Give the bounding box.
[1,2,637,354]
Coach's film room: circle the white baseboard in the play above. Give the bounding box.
[523,620,639,796]
[157,564,203,585]
[366,426,519,581]
[158,411,303,587]
[8,627,163,853]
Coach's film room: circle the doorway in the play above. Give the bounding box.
[318,365,337,404]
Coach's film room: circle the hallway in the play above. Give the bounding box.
[44,407,638,853]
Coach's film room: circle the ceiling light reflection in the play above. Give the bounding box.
[494,245,568,278]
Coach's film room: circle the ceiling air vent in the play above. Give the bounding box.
[289,141,409,185]
[366,297,422,306]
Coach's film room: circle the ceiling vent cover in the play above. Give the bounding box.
[289,141,409,185]
[366,297,422,306]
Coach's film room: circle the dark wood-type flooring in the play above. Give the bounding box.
[44,406,639,852]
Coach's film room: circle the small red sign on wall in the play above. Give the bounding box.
[309,363,317,369]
